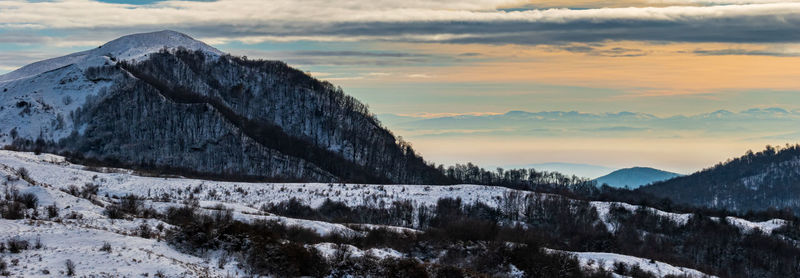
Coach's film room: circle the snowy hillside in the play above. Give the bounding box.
[0,30,221,83]
[0,30,222,145]
[1,30,449,185]
[1,150,788,277]
[641,145,800,213]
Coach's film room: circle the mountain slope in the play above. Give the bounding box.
[1,149,794,278]
[594,167,681,188]
[0,30,447,184]
[639,145,800,212]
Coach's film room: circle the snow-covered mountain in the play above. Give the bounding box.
[0,30,447,184]
[0,30,222,144]
[0,30,222,83]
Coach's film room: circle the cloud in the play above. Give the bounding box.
[691,48,800,56]
[1,1,800,46]
[382,107,800,139]
[282,50,428,58]
[549,44,648,56]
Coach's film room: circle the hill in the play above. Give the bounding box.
[0,30,447,184]
[594,167,681,188]
[2,150,797,277]
[640,145,800,212]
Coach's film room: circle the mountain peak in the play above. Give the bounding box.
[594,167,681,188]
[0,30,222,82]
[97,30,222,60]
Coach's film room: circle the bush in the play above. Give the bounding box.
[246,243,329,276]
[81,183,99,198]
[104,194,144,219]
[1,201,25,219]
[34,236,42,249]
[66,185,80,196]
[104,204,126,219]
[138,223,151,239]
[16,167,28,180]
[65,259,75,276]
[0,257,8,276]
[613,262,628,275]
[19,193,37,209]
[380,258,429,278]
[6,238,28,253]
[46,204,58,219]
[119,195,141,215]
[100,242,112,253]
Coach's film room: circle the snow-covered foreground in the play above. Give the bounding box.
[0,150,781,277]
[0,150,781,234]
[554,250,716,278]
[0,219,236,277]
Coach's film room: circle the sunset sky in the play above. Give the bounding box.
[2,0,800,175]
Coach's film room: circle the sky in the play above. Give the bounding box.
[1,0,800,175]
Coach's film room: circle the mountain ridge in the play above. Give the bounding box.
[0,30,221,83]
[0,30,448,184]
[639,145,800,212]
[594,166,681,188]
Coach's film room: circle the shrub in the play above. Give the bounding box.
[19,193,38,209]
[100,242,112,253]
[80,183,99,198]
[138,223,151,239]
[1,201,25,219]
[613,262,629,275]
[246,243,329,276]
[0,256,8,276]
[34,236,42,249]
[65,259,75,276]
[218,253,229,269]
[119,195,141,215]
[16,168,29,181]
[6,238,28,253]
[66,185,80,196]
[104,205,126,219]
[380,258,429,278]
[46,204,58,219]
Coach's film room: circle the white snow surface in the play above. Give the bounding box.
[0,219,236,277]
[590,200,784,235]
[0,30,221,83]
[0,150,787,277]
[0,150,785,234]
[309,243,404,261]
[0,30,223,145]
[725,216,787,234]
[552,249,716,278]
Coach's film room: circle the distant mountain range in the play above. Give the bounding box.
[379,108,800,140]
[594,167,681,188]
